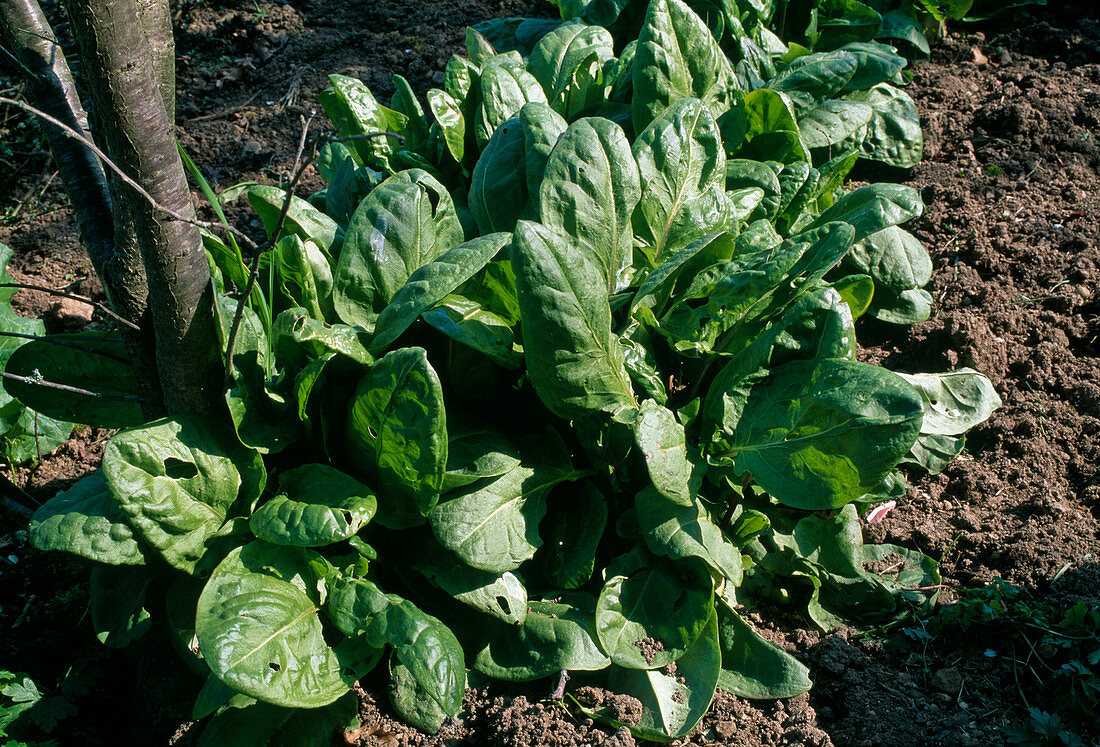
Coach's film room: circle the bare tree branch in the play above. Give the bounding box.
[0,282,141,330]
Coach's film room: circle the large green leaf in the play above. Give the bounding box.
[469,118,529,234]
[371,233,510,352]
[318,74,407,171]
[520,103,569,212]
[603,608,720,742]
[90,565,152,648]
[767,50,858,112]
[632,98,727,260]
[798,100,873,150]
[247,185,340,255]
[427,88,467,165]
[540,480,607,589]
[334,169,464,334]
[897,369,1001,436]
[250,465,376,547]
[3,332,143,428]
[410,540,528,625]
[103,416,265,573]
[429,462,583,573]
[442,428,522,491]
[635,487,742,585]
[634,400,693,507]
[632,0,741,133]
[846,224,931,295]
[811,183,923,242]
[528,21,614,114]
[512,221,636,420]
[716,595,812,698]
[197,543,356,708]
[475,54,548,147]
[845,84,923,168]
[539,117,640,292]
[595,547,713,670]
[422,296,522,369]
[474,592,610,681]
[346,347,447,528]
[28,470,147,565]
[713,358,923,510]
[327,575,465,721]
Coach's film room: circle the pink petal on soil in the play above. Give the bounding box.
[865,500,897,524]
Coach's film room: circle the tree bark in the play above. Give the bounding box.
[0,0,164,414]
[61,0,221,416]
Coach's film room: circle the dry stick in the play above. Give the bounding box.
[0,95,259,252]
[0,370,150,403]
[0,330,131,363]
[222,114,317,384]
[0,282,141,331]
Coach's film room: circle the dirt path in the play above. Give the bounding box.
[1,2,1097,745]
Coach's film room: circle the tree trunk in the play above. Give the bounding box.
[0,0,163,413]
[61,0,221,416]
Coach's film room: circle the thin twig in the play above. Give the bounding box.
[0,95,258,251]
[222,115,317,381]
[0,472,40,510]
[188,91,260,123]
[0,282,140,331]
[0,330,130,363]
[0,496,32,520]
[0,370,150,403]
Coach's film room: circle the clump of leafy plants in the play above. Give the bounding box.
[10,0,1003,742]
[904,580,1098,746]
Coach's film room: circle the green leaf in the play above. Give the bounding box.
[512,221,637,420]
[798,100,873,150]
[539,480,607,588]
[815,0,882,50]
[528,21,614,112]
[271,308,372,372]
[877,10,931,58]
[346,347,447,528]
[197,543,355,708]
[906,432,965,474]
[103,416,265,573]
[539,117,640,292]
[327,575,465,720]
[198,691,359,746]
[714,359,923,510]
[334,169,464,334]
[409,541,528,625]
[847,225,931,295]
[267,234,334,322]
[811,183,923,242]
[319,74,407,171]
[2,332,143,428]
[429,462,583,573]
[90,565,152,648]
[250,465,376,547]
[633,98,728,260]
[636,487,742,585]
[896,369,1001,436]
[389,658,451,734]
[716,595,812,698]
[427,89,467,165]
[634,400,693,507]
[604,607,720,741]
[372,233,510,352]
[768,50,858,112]
[845,84,923,168]
[391,74,429,152]
[837,42,906,91]
[470,117,529,234]
[0,406,73,464]
[520,103,569,213]
[632,0,741,134]
[443,428,522,490]
[247,185,340,254]
[474,592,610,681]
[29,471,147,565]
[869,286,932,324]
[422,296,522,368]
[475,54,548,147]
[596,547,713,670]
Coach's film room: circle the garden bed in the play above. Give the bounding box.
[1,2,1097,745]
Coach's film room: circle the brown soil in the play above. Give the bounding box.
[1,2,1098,746]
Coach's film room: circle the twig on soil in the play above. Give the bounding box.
[551,669,570,700]
[0,95,259,252]
[188,91,260,123]
[0,370,150,403]
[0,282,140,330]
